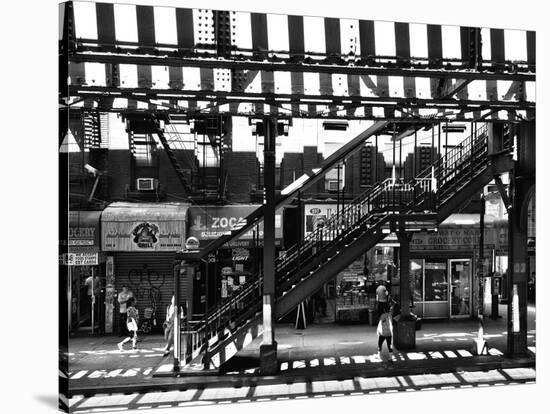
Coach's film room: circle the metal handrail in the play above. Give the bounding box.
[180,123,512,364]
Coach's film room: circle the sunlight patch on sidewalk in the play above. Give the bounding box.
[155,363,173,373]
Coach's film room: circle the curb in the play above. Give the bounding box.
[67,355,535,398]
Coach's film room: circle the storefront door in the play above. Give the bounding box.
[450,259,471,318]
[423,260,449,318]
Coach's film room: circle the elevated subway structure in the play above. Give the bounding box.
[59,1,536,376]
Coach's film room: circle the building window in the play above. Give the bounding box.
[325,164,345,192]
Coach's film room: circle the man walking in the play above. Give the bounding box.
[84,272,101,328]
[376,280,389,316]
[117,286,134,337]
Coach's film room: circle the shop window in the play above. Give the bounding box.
[424,260,448,301]
[411,259,423,303]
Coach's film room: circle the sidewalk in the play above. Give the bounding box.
[67,304,536,397]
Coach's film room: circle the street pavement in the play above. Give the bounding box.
[65,304,536,412]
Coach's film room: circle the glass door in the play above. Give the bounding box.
[423,260,448,318]
[450,259,471,318]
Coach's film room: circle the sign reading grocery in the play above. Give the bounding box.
[410,227,508,251]
[68,211,102,251]
[68,226,96,246]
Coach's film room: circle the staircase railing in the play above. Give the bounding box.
[179,123,511,367]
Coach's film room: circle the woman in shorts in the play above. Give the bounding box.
[118,297,139,351]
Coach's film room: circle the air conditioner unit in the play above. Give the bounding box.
[136,178,158,191]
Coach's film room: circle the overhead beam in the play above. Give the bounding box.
[67,87,535,110]
[69,53,536,82]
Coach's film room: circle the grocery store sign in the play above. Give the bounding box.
[411,227,507,251]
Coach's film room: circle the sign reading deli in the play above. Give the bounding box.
[101,202,188,252]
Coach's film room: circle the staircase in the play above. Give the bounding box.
[156,124,194,194]
[156,117,228,201]
[172,123,513,372]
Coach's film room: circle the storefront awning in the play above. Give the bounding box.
[102,202,189,252]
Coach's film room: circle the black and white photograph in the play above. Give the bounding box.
[4,0,547,413]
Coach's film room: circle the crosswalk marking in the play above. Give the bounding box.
[71,370,88,379]
[106,369,123,377]
[406,352,427,360]
[88,370,106,378]
[323,357,336,366]
[121,368,141,377]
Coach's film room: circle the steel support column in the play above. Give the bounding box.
[259,117,278,374]
[507,121,535,356]
[172,255,182,371]
[394,231,415,350]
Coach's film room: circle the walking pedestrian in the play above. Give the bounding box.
[118,297,139,351]
[84,273,101,327]
[375,280,389,315]
[117,286,134,337]
[376,304,394,360]
[162,296,185,357]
